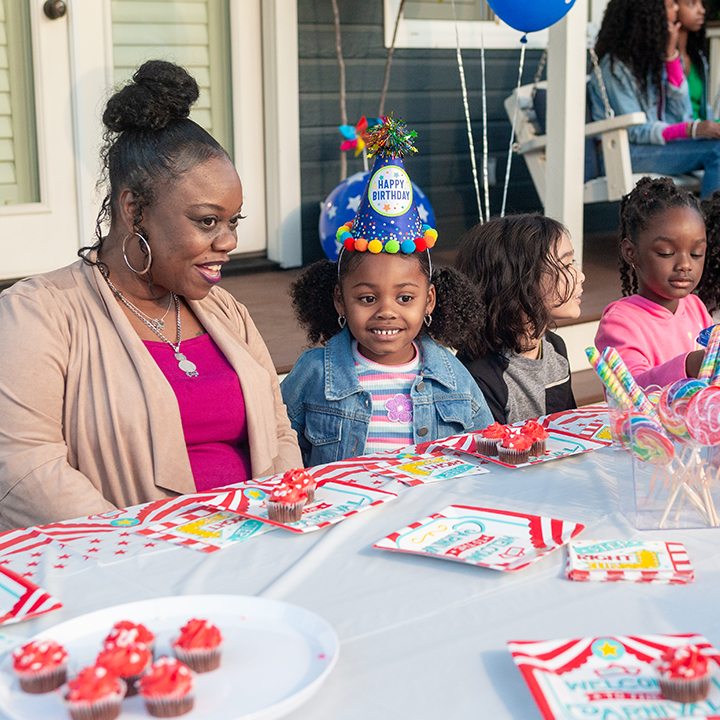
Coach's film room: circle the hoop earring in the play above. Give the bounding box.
[122,232,152,276]
[338,315,346,329]
[424,314,433,327]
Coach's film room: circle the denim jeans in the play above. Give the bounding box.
[630,139,720,197]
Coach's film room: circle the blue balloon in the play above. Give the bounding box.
[318,171,436,261]
[486,0,576,34]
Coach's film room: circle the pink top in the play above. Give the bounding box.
[143,334,251,491]
[595,294,712,389]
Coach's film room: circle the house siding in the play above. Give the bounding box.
[298,0,543,264]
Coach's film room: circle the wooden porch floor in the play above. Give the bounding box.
[220,232,622,407]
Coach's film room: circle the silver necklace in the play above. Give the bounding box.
[101,271,199,378]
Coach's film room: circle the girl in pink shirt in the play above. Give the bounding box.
[595,176,717,389]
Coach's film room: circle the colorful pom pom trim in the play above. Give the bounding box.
[337,223,438,254]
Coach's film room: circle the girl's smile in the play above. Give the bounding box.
[334,253,436,365]
[621,206,706,313]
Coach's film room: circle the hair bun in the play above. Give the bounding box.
[103,60,200,133]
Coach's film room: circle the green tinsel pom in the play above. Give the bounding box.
[366,116,418,159]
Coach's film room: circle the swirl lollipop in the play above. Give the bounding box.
[620,415,675,466]
[686,386,720,446]
[657,379,707,440]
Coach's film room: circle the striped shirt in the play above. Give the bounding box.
[352,341,421,454]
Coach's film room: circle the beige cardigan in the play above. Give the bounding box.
[0,259,302,531]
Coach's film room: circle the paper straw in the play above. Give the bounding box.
[585,347,633,409]
[601,347,654,415]
[699,324,720,381]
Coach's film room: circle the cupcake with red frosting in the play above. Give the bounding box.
[497,434,533,465]
[283,468,316,504]
[137,656,194,718]
[655,644,712,703]
[521,420,550,456]
[13,639,68,694]
[96,642,151,696]
[103,620,155,654]
[475,422,509,456]
[267,481,308,523]
[63,665,126,720]
[172,618,223,673]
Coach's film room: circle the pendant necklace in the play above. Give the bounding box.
[101,270,199,378]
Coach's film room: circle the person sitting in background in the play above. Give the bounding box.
[677,0,714,121]
[589,0,720,197]
[0,60,301,531]
[455,214,583,425]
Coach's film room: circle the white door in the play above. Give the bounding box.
[0,0,300,281]
[0,0,80,280]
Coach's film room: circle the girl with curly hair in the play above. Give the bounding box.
[454,214,583,425]
[280,250,493,467]
[589,0,720,196]
[595,176,714,388]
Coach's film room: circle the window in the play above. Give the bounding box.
[384,0,610,50]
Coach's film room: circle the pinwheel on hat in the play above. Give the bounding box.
[335,116,438,256]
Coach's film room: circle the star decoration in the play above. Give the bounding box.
[417,204,429,222]
[597,641,622,658]
[347,195,362,212]
[327,205,337,219]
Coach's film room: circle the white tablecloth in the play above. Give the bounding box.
[3,445,720,719]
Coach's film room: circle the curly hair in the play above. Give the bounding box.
[619,176,702,296]
[290,252,485,351]
[79,60,229,274]
[595,0,669,101]
[455,214,575,359]
[699,190,720,313]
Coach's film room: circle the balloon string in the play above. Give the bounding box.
[480,20,490,222]
[501,38,527,218]
[451,0,483,223]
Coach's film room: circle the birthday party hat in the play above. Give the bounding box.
[335,117,437,255]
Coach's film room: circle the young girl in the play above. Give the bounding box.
[589,0,720,197]
[677,0,713,121]
[595,176,716,388]
[280,251,493,467]
[454,214,584,425]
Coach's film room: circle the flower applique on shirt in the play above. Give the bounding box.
[385,393,412,423]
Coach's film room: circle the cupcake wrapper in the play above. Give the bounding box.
[475,437,499,457]
[658,676,711,704]
[17,664,67,694]
[267,500,304,523]
[305,487,316,505]
[144,694,195,718]
[530,440,547,457]
[497,445,530,465]
[173,646,221,673]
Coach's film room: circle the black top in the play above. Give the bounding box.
[456,331,576,424]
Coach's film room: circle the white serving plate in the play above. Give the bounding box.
[0,594,339,720]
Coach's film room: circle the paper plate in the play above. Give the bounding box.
[0,594,339,720]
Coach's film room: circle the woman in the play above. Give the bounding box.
[0,61,301,530]
[588,0,720,197]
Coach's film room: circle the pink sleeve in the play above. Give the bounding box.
[665,57,685,87]
[662,122,689,142]
[595,310,689,390]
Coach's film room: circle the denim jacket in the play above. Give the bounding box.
[280,328,493,467]
[588,54,692,145]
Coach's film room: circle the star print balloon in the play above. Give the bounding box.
[318,171,435,261]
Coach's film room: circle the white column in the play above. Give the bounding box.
[545,0,588,268]
[261,0,303,268]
